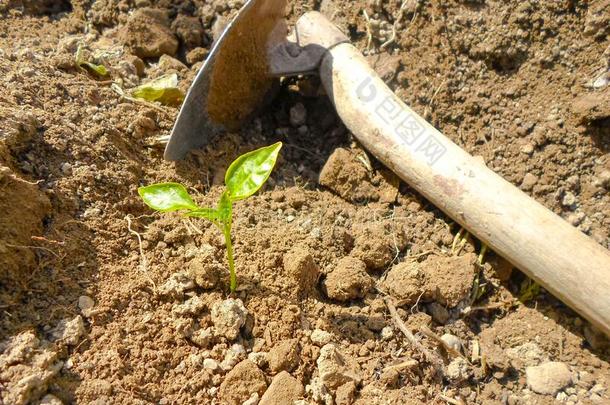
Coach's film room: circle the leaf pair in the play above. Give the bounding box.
[138,142,282,215]
[138,142,282,293]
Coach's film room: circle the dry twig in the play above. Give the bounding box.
[384,296,444,376]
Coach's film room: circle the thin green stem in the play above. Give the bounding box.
[223,221,236,293]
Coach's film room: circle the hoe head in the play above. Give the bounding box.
[164,0,347,160]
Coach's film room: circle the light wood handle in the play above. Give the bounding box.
[319,42,610,336]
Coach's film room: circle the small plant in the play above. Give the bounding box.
[75,44,109,77]
[131,73,184,106]
[138,142,282,292]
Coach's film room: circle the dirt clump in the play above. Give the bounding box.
[0,167,51,286]
[323,257,374,302]
[259,371,304,405]
[0,331,62,405]
[382,253,477,307]
[319,147,399,203]
[283,247,320,296]
[120,8,179,58]
[267,338,301,374]
[218,359,267,405]
[211,298,248,341]
[351,222,402,271]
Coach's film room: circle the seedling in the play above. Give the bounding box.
[138,142,282,292]
[75,44,109,77]
[131,73,184,106]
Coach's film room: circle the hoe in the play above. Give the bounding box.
[164,0,610,336]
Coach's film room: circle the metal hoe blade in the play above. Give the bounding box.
[164,0,288,161]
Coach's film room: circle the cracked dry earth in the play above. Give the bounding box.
[1,0,609,404]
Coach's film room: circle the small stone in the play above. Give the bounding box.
[242,393,260,405]
[219,360,267,405]
[526,362,573,395]
[248,352,268,368]
[203,358,220,372]
[311,329,333,346]
[268,339,300,374]
[441,333,462,353]
[60,162,72,175]
[323,257,374,302]
[259,371,305,405]
[520,143,535,155]
[78,296,95,317]
[186,47,208,65]
[190,327,214,348]
[173,295,205,316]
[335,381,357,405]
[220,343,247,371]
[317,344,362,390]
[289,103,307,127]
[211,298,248,341]
[83,207,101,219]
[446,357,472,382]
[158,54,188,72]
[595,169,610,190]
[380,326,394,340]
[427,302,450,324]
[51,316,85,346]
[159,272,196,296]
[521,173,538,191]
[562,192,577,208]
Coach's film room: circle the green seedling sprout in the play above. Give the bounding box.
[138,142,282,292]
[75,44,109,77]
[131,73,185,106]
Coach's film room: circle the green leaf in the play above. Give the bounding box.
[138,183,199,212]
[131,74,185,106]
[81,61,109,76]
[225,142,282,201]
[75,45,109,77]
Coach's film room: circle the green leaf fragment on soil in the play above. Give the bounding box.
[138,182,199,212]
[225,142,282,201]
[75,45,109,77]
[131,73,184,106]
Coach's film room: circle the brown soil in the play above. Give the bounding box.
[1,1,609,404]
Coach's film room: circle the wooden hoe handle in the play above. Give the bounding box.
[307,13,610,336]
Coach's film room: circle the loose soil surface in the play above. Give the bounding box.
[1,1,610,404]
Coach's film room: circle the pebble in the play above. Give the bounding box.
[289,103,307,127]
[441,333,462,353]
[562,192,577,209]
[78,295,95,317]
[317,344,362,390]
[40,394,64,405]
[211,298,248,341]
[381,326,394,340]
[248,352,268,368]
[51,316,85,346]
[311,329,333,346]
[60,162,72,175]
[242,393,260,405]
[446,357,471,382]
[521,173,538,191]
[203,358,220,372]
[259,371,304,405]
[520,143,535,155]
[526,362,573,395]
